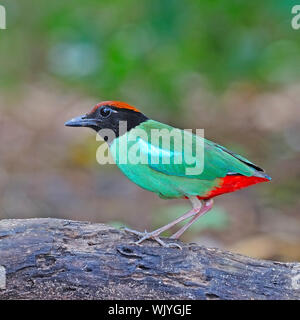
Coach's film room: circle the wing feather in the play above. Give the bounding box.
[133,120,258,181]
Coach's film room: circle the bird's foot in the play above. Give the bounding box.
[122,227,182,249]
[122,227,148,237]
[151,236,182,249]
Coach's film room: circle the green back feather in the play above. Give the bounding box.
[110,120,260,198]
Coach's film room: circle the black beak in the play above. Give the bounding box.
[65,115,99,128]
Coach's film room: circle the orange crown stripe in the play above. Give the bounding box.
[90,101,140,114]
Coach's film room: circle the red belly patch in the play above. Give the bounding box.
[197,175,270,200]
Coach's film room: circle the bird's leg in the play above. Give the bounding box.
[135,207,199,243]
[123,203,201,248]
[170,199,214,239]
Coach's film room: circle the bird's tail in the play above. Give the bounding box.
[253,170,272,181]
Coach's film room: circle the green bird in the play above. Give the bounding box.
[65,101,271,248]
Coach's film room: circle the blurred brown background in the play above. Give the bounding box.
[0,0,300,261]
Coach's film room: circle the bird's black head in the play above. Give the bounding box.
[65,101,148,139]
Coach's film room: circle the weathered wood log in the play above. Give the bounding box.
[0,218,299,300]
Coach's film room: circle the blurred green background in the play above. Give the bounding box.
[0,0,300,261]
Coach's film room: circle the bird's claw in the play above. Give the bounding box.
[123,227,182,249]
[122,227,148,237]
[166,242,183,250]
[153,236,182,249]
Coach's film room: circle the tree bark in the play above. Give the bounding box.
[0,218,299,300]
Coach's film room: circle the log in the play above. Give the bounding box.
[0,218,299,300]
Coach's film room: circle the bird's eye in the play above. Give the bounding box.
[99,107,111,118]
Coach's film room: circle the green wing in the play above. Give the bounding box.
[132,120,258,181]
